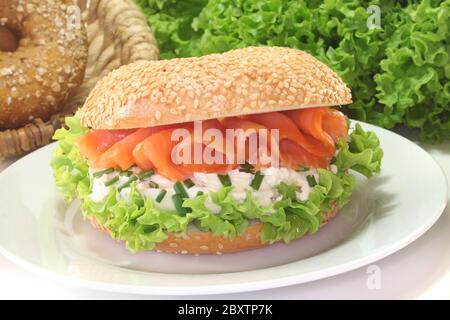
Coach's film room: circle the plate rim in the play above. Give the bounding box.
[0,121,448,295]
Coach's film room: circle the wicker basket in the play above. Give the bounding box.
[0,0,159,160]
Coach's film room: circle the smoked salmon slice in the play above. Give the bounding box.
[244,112,332,158]
[141,129,190,181]
[169,120,230,174]
[284,107,347,157]
[78,108,348,181]
[132,142,154,171]
[97,123,195,171]
[279,139,329,169]
[222,117,273,168]
[98,128,160,170]
[77,129,135,166]
[322,108,348,142]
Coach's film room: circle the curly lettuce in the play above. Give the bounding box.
[51,116,90,202]
[336,123,383,178]
[136,0,450,143]
[374,0,450,143]
[52,116,382,252]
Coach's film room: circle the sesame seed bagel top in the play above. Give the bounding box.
[80,46,352,129]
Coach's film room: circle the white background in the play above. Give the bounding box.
[0,138,449,299]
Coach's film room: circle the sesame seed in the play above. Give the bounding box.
[51,82,61,92]
[46,95,56,104]
[10,87,18,98]
[37,67,46,76]
[193,99,199,109]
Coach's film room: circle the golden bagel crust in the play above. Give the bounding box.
[88,207,338,255]
[80,46,352,129]
[0,0,87,129]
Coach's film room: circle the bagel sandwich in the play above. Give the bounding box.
[51,46,383,255]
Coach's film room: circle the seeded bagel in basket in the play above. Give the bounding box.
[0,0,87,130]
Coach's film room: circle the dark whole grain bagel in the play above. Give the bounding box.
[0,0,87,130]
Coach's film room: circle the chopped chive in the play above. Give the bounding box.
[118,176,138,191]
[155,189,167,203]
[306,175,317,187]
[138,169,154,180]
[143,225,157,233]
[296,167,310,172]
[174,181,189,199]
[196,191,204,197]
[183,178,195,188]
[250,171,264,190]
[148,181,159,188]
[105,176,119,187]
[218,174,232,187]
[121,170,133,177]
[93,168,114,178]
[172,194,188,216]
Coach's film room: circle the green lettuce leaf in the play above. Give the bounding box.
[50,115,90,202]
[335,123,383,178]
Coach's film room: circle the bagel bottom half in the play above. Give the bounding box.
[88,206,338,255]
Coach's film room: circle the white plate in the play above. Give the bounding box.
[0,122,447,295]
